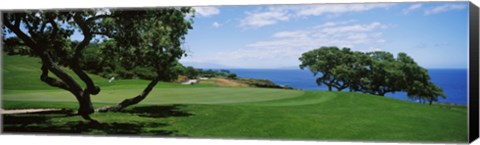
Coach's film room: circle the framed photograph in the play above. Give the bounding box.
[1,0,479,144]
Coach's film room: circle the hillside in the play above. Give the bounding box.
[1,55,468,143]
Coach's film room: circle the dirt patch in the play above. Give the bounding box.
[1,108,65,114]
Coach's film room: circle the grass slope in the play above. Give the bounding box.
[1,55,468,143]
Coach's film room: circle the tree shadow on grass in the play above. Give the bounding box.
[3,105,193,136]
[4,119,175,136]
[3,109,75,124]
[121,104,193,118]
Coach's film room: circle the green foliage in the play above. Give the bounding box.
[180,66,238,79]
[361,51,404,96]
[184,66,199,79]
[102,8,194,82]
[3,8,195,82]
[299,46,345,91]
[299,46,445,104]
[3,37,33,55]
[227,73,237,79]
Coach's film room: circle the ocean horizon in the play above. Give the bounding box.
[219,68,468,105]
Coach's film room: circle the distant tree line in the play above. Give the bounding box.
[182,67,237,79]
[299,46,445,105]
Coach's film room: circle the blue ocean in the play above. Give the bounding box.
[228,69,468,105]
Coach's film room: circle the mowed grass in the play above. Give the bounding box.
[1,55,468,143]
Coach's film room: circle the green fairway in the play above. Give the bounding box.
[2,55,468,143]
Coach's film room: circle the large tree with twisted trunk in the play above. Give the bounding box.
[2,8,194,120]
[96,8,193,112]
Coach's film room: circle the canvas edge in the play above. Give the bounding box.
[469,1,480,143]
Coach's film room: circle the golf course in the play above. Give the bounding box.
[2,55,468,143]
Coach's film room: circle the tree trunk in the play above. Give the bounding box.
[39,53,95,120]
[429,100,433,105]
[4,14,97,121]
[97,78,160,112]
[328,86,332,91]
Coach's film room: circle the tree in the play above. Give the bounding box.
[299,46,346,91]
[3,11,106,120]
[3,8,194,120]
[227,73,237,79]
[96,8,194,112]
[407,81,446,105]
[299,46,446,104]
[184,66,199,79]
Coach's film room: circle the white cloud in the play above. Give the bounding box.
[403,4,422,15]
[273,30,309,38]
[185,21,389,68]
[240,10,290,27]
[320,22,387,34]
[424,4,466,15]
[194,7,220,17]
[314,19,356,28]
[239,4,394,28]
[295,3,394,17]
[212,22,221,28]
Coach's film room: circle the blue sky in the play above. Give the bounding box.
[179,2,469,69]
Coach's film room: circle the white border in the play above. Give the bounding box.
[0,0,472,10]
[0,0,478,145]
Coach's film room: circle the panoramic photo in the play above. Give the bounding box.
[1,1,469,143]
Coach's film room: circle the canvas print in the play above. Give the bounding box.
[1,1,473,143]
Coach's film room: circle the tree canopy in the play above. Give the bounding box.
[299,46,445,105]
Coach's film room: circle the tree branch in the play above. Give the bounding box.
[24,20,38,39]
[47,18,59,39]
[97,77,160,112]
[71,13,99,95]
[40,52,84,94]
[39,20,47,34]
[85,14,114,24]
[13,15,21,28]
[3,16,37,50]
[40,64,70,91]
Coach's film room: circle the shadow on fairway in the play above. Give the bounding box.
[3,119,173,135]
[3,109,75,124]
[122,104,193,118]
[3,105,192,136]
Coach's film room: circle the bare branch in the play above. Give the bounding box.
[97,77,160,112]
[47,17,59,39]
[71,13,99,95]
[3,15,37,50]
[13,15,20,27]
[39,20,47,34]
